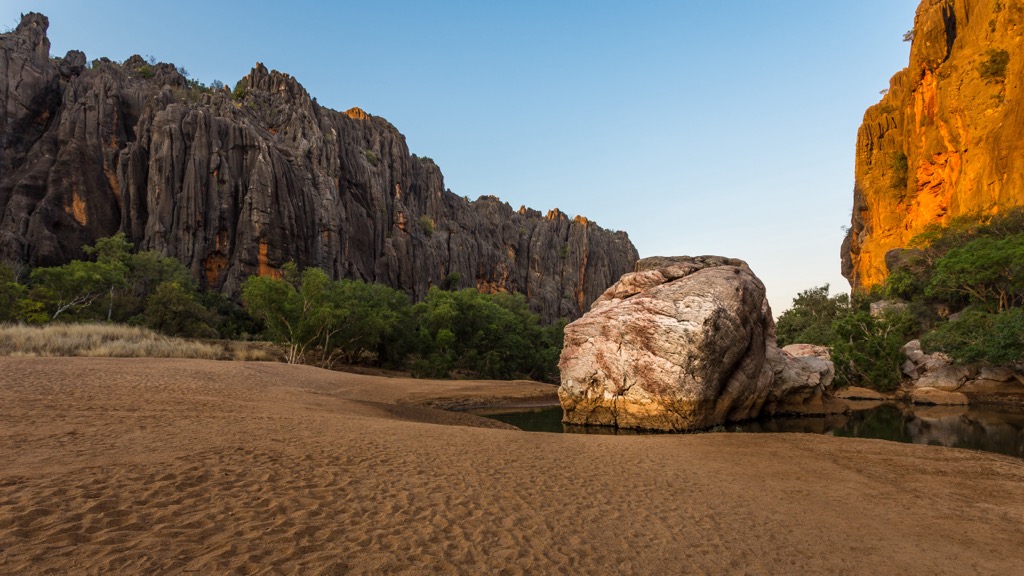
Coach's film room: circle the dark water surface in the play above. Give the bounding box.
[477,403,1024,459]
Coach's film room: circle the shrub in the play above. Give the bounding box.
[137,64,154,79]
[232,79,247,99]
[440,272,461,291]
[418,215,435,237]
[363,150,379,167]
[409,287,563,381]
[979,49,1010,82]
[830,308,919,391]
[889,151,909,191]
[925,234,1024,312]
[777,285,921,391]
[922,307,1024,367]
[142,281,219,338]
[775,285,848,347]
[0,323,222,359]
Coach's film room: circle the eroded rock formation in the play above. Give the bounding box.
[557,256,844,431]
[0,13,637,321]
[900,339,1024,403]
[763,344,842,416]
[843,0,1024,289]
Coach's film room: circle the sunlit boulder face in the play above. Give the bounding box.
[557,256,775,431]
[557,256,844,431]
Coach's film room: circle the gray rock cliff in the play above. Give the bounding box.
[0,13,638,321]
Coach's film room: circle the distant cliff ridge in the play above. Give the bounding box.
[0,13,638,321]
[843,0,1024,289]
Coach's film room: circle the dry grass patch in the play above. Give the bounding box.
[0,324,279,361]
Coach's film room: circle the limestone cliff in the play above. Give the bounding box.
[843,0,1024,289]
[0,14,638,321]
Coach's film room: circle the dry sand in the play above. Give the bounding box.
[1,357,1023,575]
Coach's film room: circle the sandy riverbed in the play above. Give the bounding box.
[1,357,1022,575]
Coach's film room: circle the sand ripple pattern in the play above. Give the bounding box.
[1,357,1023,575]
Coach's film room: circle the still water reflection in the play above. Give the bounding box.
[478,402,1024,459]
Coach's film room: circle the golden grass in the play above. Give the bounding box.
[0,323,278,361]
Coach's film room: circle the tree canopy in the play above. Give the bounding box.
[1,234,568,382]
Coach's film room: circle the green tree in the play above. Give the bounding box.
[30,260,112,320]
[775,285,849,347]
[316,279,410,367]
[82,233,134,321]
[142,281,218,338]
[925,235,1024,312]
[921,307,1024,367]
[241,264,335,363]
[830,308,919,391]
[409,287,562,381]
[0,262,27,322]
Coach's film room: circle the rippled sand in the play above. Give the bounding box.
[1,357,1022,575]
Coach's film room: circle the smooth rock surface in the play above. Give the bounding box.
[835,386,888,401]
[908,387,969,406]
[979,367,1015,382]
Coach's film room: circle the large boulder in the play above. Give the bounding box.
[557,256,841,431]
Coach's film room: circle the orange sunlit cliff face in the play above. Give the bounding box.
[843,0,1024,289]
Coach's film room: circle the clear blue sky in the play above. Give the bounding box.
[5,0,919,315]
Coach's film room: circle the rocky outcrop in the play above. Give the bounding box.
[900,339,1024,404]
[557,256,844,431]
[843,0,1024,289]
[763,344,843,416]
[901,340,971,390]
[0,14,637,321]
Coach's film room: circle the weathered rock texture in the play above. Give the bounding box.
[763,344,842,416]
[557,256,844,431]
[0,14,637,321]
[843,0,1024,289]
[900,338,1024,403]
[901,340,971,391]
[906,387,970,406]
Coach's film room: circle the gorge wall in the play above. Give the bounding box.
[0,13,638,321]
[843,0,1024,289]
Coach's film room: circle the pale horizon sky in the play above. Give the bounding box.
[5,0,920,315]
